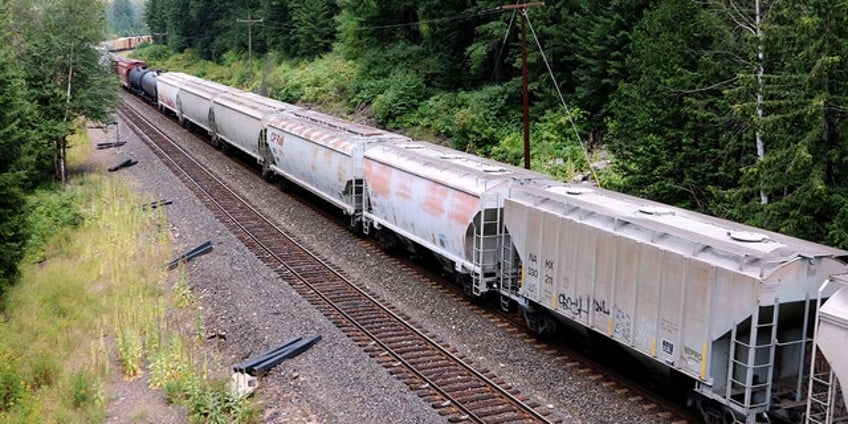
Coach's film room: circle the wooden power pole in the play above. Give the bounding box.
[237,15,263,78]
[500,2,544,169]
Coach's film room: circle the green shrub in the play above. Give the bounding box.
[270,53,357,111]
[134,44,173,62]
[69,372,93,409]
[0,350,27,413]
[23,185,83,263]
[371,70,428,127]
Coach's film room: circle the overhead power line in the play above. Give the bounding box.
[351,7,504,31]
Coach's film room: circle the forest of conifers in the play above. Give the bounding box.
[142,0,848,249]
[2,0,848,294]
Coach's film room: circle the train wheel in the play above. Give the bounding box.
[375,229,399,255]
[722,409,740,424]
[277,177,292,192]
[523,308,556,339]
[261,161,274,182]
[458,275,474,298]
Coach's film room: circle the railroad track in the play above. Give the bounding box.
[117,101,561,424]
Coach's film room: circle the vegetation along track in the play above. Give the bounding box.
[117,101,561,423]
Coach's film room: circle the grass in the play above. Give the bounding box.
[0,127,257,423]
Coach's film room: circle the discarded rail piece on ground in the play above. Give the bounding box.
[141,199,173,210]
[234,335,322,376]
[167,240,213,270]
[107,158,138,172]
[96,141,127,149]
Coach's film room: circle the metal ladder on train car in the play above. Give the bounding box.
[498,232,521,311]
[348,178,364,228]
[806,280,847,424]
[726,305,779,419]
[470,204,503,297]
[806,355,844,424]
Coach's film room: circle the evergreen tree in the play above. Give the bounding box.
[259,0,292,55]
[712,0,848,244]
[145,0,168,42]
[570,0,649,144]
[289,0,337,58]
[0,3,36,295]
[607,0,740,210]
[109,0,141,36]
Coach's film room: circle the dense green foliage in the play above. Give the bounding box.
[107,0,146,37]
[0,0,117,297]
[138,0,848,248]
[0,7,32,295]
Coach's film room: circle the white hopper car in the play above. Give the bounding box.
[155,72,197,117]
[171,78,233,134]
[501,180,848,423]
[264,109,411,227]
[210,90,300,174]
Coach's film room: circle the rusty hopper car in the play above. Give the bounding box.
[209,91,299,172]
[155,72,196,116]
[363,141,546,296]
[501,181,848,423]
[264,110,410,228]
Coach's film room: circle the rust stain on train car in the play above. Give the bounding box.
[422,185,448,216]
[448,191,479,226]
[395,171,414,200]
[364,160,391,197]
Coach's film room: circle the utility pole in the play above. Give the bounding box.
[500,2,544,169]
[153,32,167,45]
[237,15,263,78]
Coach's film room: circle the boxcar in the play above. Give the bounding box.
[363,141,545,296]
[264,110,409,227]
[210,91,299,171]
[501,181,848,422]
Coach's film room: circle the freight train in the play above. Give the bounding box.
[100,35,153,52]
[112,54,848,424]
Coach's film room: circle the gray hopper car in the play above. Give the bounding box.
[501,180,848,423]
[156,72,197,116]
[806,277,848,423]
[210,90,299,173]
[264,109,410,228]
